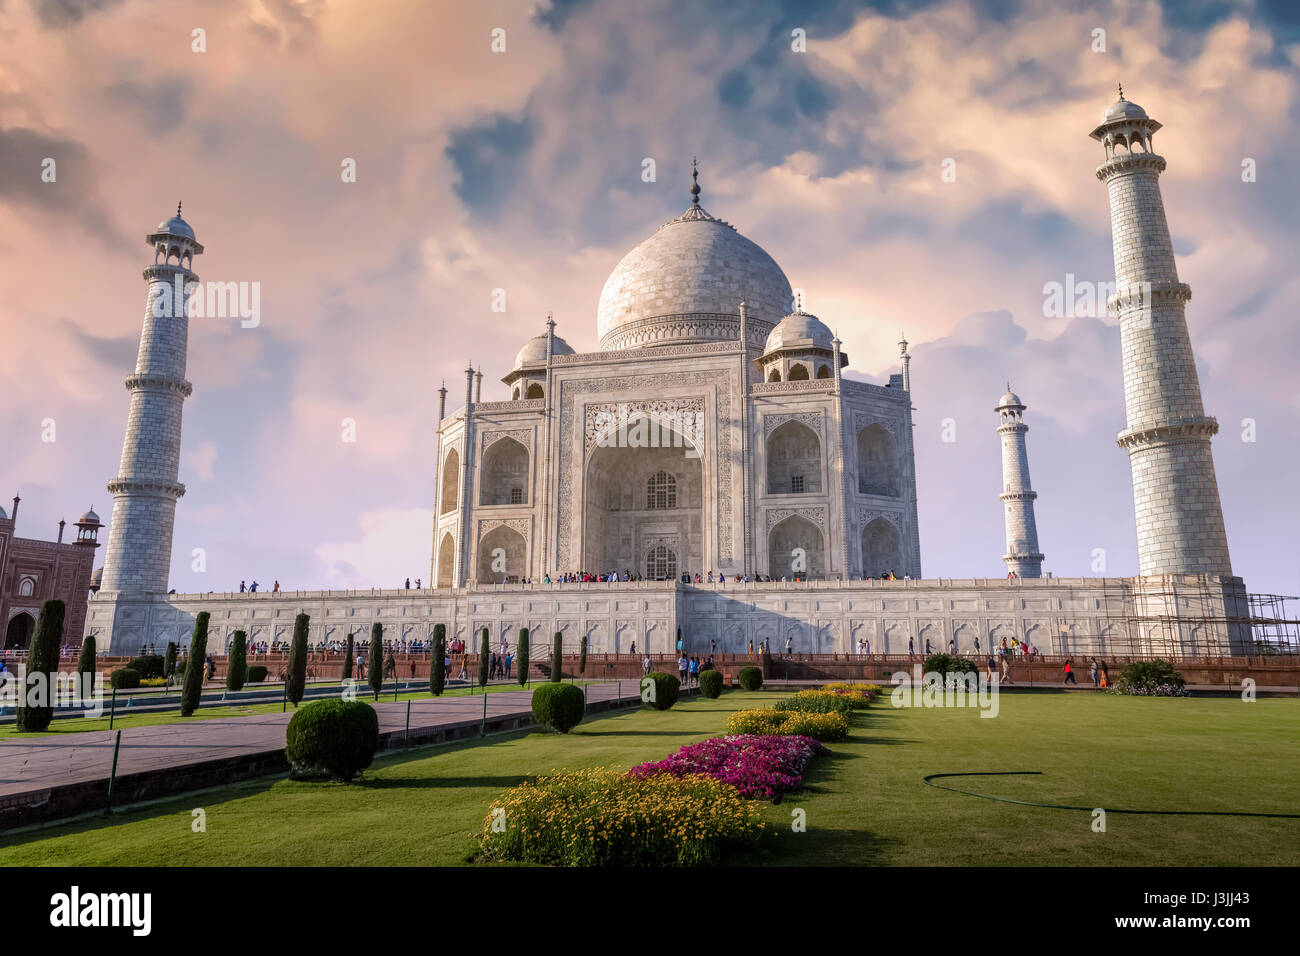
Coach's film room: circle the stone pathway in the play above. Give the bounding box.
[0,681,635,802]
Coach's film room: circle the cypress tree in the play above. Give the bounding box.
[16,599,64,732]
[551,631,563,682]
[368,622,384,700]
[76,634,97,704]
[180,611,210,717]
[430,624,446,696]
[579,635,588,676]
[287,614,309,705]
[516,627,530,687]
[478,627,490,688]
[227,629,248,692]
[164,641,177,678]
[342,632,354,680]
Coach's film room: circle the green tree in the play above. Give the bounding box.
[76,634,96,703]
[579,635,588,677]
[287,614,309,705]
[430,624,446,696]
[15,599,65,732]
[478,627,490,688]
[368,622,384,700]
[551,632,563,682]
[226,629,248,692]
[180,611,210,717]
[164,641,177,678]
[516,627,530,687]
[342,633,354,680]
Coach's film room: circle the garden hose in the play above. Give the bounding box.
[923,771,1300,819]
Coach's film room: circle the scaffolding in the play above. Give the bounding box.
[1088,575,1300,659]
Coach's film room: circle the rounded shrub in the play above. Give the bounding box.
[110,668,141,689]
[284,699,379,782]
[641,671,680,711]
[923,654,978,678]
[737,666,763,691]
[531,683,586,733]
[128,654,165,679]
[246,664,268,683]
[698,669,723,699]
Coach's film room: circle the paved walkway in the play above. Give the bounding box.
[0,682,634,801]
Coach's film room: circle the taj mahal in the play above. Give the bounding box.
[83,91,1256,659]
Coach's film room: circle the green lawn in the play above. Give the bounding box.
[2,691,1296,866]
[0,679,590,739]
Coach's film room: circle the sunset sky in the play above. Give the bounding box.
[2,0,1297,597]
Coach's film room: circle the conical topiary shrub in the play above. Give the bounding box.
[479,627,490,688]
[180,611,210,717]
[342,632,354,680]
[16,599,65,732]
[164,641,177,679]
[76,633,96,703]
[579,635,587,677]
[551,632,563,682]
[226,629,248,692]
[430,624,446,696]
[287,614,309,705]
[368,622,383,700]
[516,627,530,687]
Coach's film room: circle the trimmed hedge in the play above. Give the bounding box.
[284,699,379,781]
[128,654,165,679]
[737,666,763,691]
[1117,659,1186,695]
[641,671,680,711]
[923,654,978,678]
[698,668,723,699]
[531,683,586,733]
[110,667,141,689]
[246,664,268,683]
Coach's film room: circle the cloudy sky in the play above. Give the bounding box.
[2,0,1297,597]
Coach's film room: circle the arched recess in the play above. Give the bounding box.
[766,421,822,495]
[857,424,899,496]
[584,416,703,574]
[525,383,544,399]
[767,368,781,382]
[480,437,529,505]
[477,525,526,583]
[5,612,35,650]
[788,364,809,381]
[435,532,456,588]
[440,448,460,515]
[768,515,825,580]
[816,365,832,379]
[861,517,902,578]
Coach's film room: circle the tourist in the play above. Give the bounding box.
[356,651,365,680]
[642,654,652,676]
[785,635,793,656]
[1089,657,1099,687]
[1063,658,1076,684]
[948,639,956,654]
[405,577,410,589]
[1000,654,1012,684]
[385,651,397,680]
[273,580,280,593]
[689,656,699,685]
[908,637,915,659]
[504,652,513,679]
[250,580,259,592]
[924,638,931,655]
[415,578,421,589]
[629,640,636,655]
[678,653,688,685]
[986,655,996,682]
[239,580,246,593]
[1099,660,1109,689]
[974,637,980,653]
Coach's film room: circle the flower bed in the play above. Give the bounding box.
[821,682,880,702]
[725,708,849,742]
[627,734,827,799]
[478,768,763,866]
[775,689,861,717]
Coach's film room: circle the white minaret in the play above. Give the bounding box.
[99,206,201,594]
[1091,88,1232,576]
[996,386,1044,578]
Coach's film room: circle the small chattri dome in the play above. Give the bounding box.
[514,332,575,368]
[997,387,1024,408]
[764,308,834,355]
[1103,98,1147,123]
[79,507,102,524]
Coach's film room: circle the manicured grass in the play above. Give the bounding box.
[1,691,1296,866]
[0,679,595,739]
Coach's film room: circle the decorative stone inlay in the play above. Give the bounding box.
[474,399,544,413]
[854,413,899,441]
[765,506,827,534]
[479,518,530,540]
[750,380,834,395]
[857,506,903,531]
[584,398,706,452]
[763,410,823,437]
[483,428,532,450]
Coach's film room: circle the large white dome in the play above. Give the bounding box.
[596,198,793,352]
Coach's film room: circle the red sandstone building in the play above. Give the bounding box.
[0,495,101,649]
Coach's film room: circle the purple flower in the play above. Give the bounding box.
[628,734,828,799]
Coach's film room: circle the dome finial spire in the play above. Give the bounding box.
[177,200,182,218]
[690,156,700,206]
[1117,81,1124,101]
